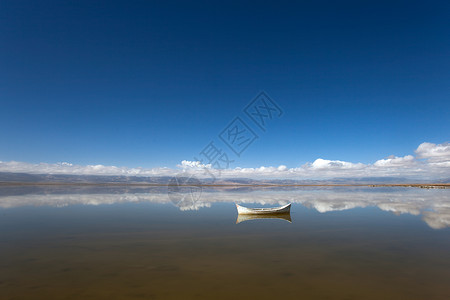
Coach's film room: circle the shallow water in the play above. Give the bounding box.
[1,186,450,299]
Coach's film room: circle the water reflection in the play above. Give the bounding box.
[1,186,450,300]
[0,186,449,229]
[236,213,292,224]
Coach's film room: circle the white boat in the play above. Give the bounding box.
[235,203,291,215]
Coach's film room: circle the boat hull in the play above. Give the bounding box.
[236,203,291,215]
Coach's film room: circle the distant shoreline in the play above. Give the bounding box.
[0,182,449,188]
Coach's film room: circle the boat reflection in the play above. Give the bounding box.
[236,213,292,224]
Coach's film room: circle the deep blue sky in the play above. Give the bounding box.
[1,0,449,168]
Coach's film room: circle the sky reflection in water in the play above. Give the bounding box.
[0,186,449,229]
[1,186,450,300]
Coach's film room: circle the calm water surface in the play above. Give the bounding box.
[1,186,450,299]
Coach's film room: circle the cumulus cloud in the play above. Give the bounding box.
[277,165,287,171]
[0,141,449,180]
[415,142,450,162]
[415,142,450,167]
[373,155,415,167]
[310,158,365,170]
[0,161,177,177]
[178,160,212,169]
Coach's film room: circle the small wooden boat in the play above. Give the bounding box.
[235,203,291,215]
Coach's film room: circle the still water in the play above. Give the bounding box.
[1,186,450,299]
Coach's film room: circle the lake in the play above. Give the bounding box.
[1,185,450,299]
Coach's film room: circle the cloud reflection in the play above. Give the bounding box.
[0,187,449,229]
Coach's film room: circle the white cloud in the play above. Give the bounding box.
[415,142,450,162]
[373,155,415,167]
[0,161,177,177]
[0,141,449,180]
[310,158,365,170]
[277,165,287,171]
[178,160,212,169]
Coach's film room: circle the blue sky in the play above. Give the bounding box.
[0,1,449,177]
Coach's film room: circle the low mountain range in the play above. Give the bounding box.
[0,172,447,185]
